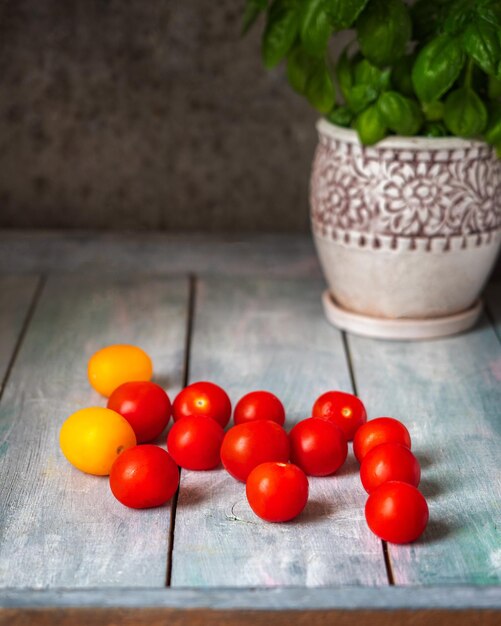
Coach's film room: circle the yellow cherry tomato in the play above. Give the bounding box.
[87,344,153,397]
[60,407,137,475]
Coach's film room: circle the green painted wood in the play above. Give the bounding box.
[485,283,501,342]
[1,586,500,610]
[347,319,501,584]
[0,275,40,386]
[170,277,388,588]
[0,275,189,588]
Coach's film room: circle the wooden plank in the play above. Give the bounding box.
[485,283,501,342]
[2,586,501,610]
[0,275,40,387]
[170,277,387,587]
[2,607,500,626]
[0,275,189,588]
[0,232,320,279]
[347,318,501,584]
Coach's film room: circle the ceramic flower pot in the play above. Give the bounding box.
[310,119,501,339]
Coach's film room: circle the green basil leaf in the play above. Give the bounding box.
[444,0,476,36]
[485,102,501,145]
[305,59,336,113]
[242,0,268,35]
[488,74,501,99]
[354,59,390,91]
[355,104,388,145]
[476,3,501,29]
[327,106,353,127]
[300,0,332,57]
[422,100,445,121]
[262,0,299,69]
[412,34,465,102]
[287,44,336,112]
[377,91,424,136]
[337,48,353,102]
[325,0,370,30]
[348,84,379,113]
[354,59,380,86]
[356,0,412,68]
[286,46,312,94]
[423,121,450,137]
[463,20,501,77]
[391,55,416,97]
[444,87,488,137]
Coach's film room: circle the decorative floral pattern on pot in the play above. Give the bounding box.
[311,132,501,241]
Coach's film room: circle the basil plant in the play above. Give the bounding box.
[243,0,501,151]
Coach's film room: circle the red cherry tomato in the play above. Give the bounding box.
[289,417,347,476]
[360,443,420,493]
[167,415,224,470]
[246,462,309,522]
[172,381,231,428]
[234,391,285,426]
[312,391,367,441]
[365,481,429,544]
[107,381,171,444]
[109,445,179,509]
[221,420,289,482]
[353,417,411,463]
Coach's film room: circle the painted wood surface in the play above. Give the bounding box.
[0,239,500,599]
[0,275,189,588]
[0,232,321,279]
[170,277,387,588]
[0,276,40,387]
[348,317,501,584]
[1,586,501,610]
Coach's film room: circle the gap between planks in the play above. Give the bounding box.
[166,274,197,587]
[0,275,46,400]
[342,331,395,587]
[169,277,387,588]
[0,274,190,588]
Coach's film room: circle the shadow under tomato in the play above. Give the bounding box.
[152,375,171,391]
[336,453,359,478]
[413,450,435,470]
[418,477,443,499]
[298,498,337,524]
[415,517,457,544]
[177,484,208,507]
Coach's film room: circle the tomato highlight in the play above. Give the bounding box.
[234,390,285,426]
[354,417,412,463]
[289,417,347,476]
[107,381,171,443]
[365,481,429,544]
[312,391,367,441]
[173,381,232,428]
[221,420,290,482]
[360,442,421,493]
[167,415,225,471]
[246,462,309,522]
[110,445,179,509]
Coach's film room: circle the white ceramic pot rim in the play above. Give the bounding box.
[317,118,488,151]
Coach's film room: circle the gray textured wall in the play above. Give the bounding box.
[0,1,317,231]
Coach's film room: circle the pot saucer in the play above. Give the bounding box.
[321,290,483,341]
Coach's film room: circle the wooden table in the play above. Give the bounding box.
[0,231,500,625]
